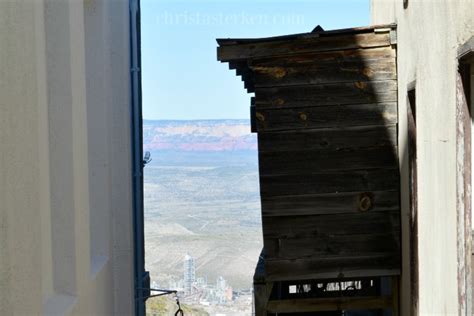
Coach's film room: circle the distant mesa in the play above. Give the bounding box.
[143,119,257,152]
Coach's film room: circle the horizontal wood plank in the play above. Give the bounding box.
[266,296,392,313]
[254,103,397,131]
[258,125,397,152]
[217,24,395,46]
[250,46,395,67]
[264,254,400,281]
[264,233,399,259]
[255,80,397,109]
[261,191,399,216]
[262,212,400,239]
[218,24,395,45]
[259,146,397,175]
[218,32,391,61]
[253,59,395,88]
[260,169,399,196]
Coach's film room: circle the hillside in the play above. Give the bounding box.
[143,120,262,296]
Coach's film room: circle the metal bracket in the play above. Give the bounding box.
[390,29,397,45]
[143,151,152,167]
[374,27,391,33]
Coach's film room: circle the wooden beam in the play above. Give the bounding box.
[264,255,400,281]
[216,24,396,47]
[264,233,399,260]
[250,56,397,88]
[254,103,397,132]
[250,46,395,67]
[258,125,397,153]
[254,250,273,316]
[262,211,400,239]
[259,146,397,175]
[254,281,273,316]
[458,35,474,60]
[260,168,399,196]
[392,276,400,316]
[266,296,392,313]
[261,190,399,216]
[218,32,391,61]
[254,80,397,109]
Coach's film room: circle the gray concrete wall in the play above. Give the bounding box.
[0,0,134,315]
[371,1,474,315]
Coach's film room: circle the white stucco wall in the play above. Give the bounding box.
[0,0,134,315]
[371,1,474,315]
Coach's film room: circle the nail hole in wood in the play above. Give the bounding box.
[358,193,373,212]
[256,112,265,122]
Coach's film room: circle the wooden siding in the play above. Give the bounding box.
[218,24,400,281]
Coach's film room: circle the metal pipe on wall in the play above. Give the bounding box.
[129,0,149,315]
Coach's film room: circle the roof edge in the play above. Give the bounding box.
[216,23,396,46]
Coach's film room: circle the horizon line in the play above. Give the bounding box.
[143,118,250,121]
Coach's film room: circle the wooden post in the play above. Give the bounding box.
[253,249,273,316]
[391,276,400,316]
[253,281,268,316]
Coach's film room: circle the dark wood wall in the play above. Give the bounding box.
[218,25,400,282]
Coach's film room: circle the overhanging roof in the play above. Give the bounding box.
[217,24,397,92]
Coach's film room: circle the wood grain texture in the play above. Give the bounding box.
[253,60,395,88]
[260,169,399,196]
[264,254,400,281]
[266,296,392,313]
[251,49,396,87]
[217,24,395,46]
[259,146,397,175]
[219,28,400,281]
[255,80,397,109]
[258,125,397,152]
[253,282,268,316]
[262,212,400,239]
[254,103,397,131]
[217,32,391,61]
[250,46,395,67]
[261,191,399,216]
[265,233,399,259]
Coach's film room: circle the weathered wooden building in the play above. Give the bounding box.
[218,24,401,314]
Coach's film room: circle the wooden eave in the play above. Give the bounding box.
[217,24,397,93]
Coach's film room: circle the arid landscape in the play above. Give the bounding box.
[143,120,262,315]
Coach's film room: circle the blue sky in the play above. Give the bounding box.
[141,0,370,120]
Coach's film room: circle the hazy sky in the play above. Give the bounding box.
[141,0,370,120]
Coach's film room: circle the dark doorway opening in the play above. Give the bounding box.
[407,82,418,316]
